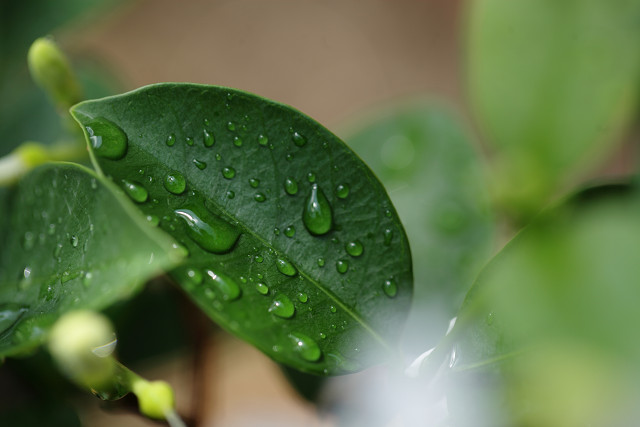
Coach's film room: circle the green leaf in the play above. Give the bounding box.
[70,83,413,375]
[445,184,640,425]
[0,163,183,357]
[342,102,494,354]
[468,0,640,216]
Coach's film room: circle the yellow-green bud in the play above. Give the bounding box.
[27,37,82,110]
[132,379,176,420]
[48,310,117,389]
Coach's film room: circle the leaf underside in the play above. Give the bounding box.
[0,163,182,357]
[71,83,413,375]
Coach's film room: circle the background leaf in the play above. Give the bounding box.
[0,163,183,357]
[71,83,413,375]
[342,101,494,354]
[467,0,640,217]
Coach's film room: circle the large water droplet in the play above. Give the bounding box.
[269,294,295,318]
[85,117,128,160]
[382,278,398,298]
[345,240,363,257]
[303,184,332,235]
[206,270,241,301]
[336,260,348,274]
[289,332,321,362]
[203,129,215,147]
[276,258,297,276]
[222,167,236,179]
[164,171,186,195]
[284,178,298,195]
[175,207,240,253]
[122,179,148,203]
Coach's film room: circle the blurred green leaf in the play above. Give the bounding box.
[468,0,640,217]
[342,101,494,353]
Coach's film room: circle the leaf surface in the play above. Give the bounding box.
[0,163,183,357]
[71,83,413,375]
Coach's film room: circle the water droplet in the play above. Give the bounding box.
[193,159,207,170]
[233,136,243,147]
[186,268,203,285]
[83,272,93,287]
[289,332,321,362]
[336,184,349,199]
[203,129,215,147]
[383,228,393,246]
[226,190,235,199]
[307,172,316,183]
[486,312,495,325]
[53,243,63,258]
[85,117,128,160]
[319,332,327,339]
[255,255,264,263]
[284,226,296,238]
[166,133,176,147]
[330,305,337,313]
[22,232,35,250]
[286,153,294,162]
[203,118,211,127]
[345,240,363,257]
[284,177,298,195]
[273,227,280,236]
[317,257,325,267]
[254,193,266,202]
[122,179,148,203]
[384,209,392,218]
[222,167,236,179]
[227,121,236,131]
[298,293,308,303]
[204,288,215,300]
[336,260,348,274]
[90,178,98,190]
[258,134,269,146]
[449,345,458,368]
[292,131,307,147]
[269,294,295,318]
[47,223,56,235]
[185,137,194,146]
[145,215,159,226]
[239,276,247,284]
[215,153,222,161]
[276,258,297,276]
[174,207,240,253]
[70,235,79,248]
[382,278,398,298]
[206,270,241,301]
[164,171,186,195]
[249,178,260,188]
[256,282,269,295]
[303,184,332,236]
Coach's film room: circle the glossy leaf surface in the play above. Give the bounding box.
[0,163,182,357]
[71,83,413,375]
[343,102,494,353]
[468,0,640,215]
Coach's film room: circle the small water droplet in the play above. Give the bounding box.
[254,193,266,202]
[486,312,495,325]
[382,278,398,298]
[276,258,297,276]
[145,215,160,226]
[222,167,236,179]
[303,184,332,236]
[70,235,79,248]
[258,134,268,146]
[249,178,260,188]
[384,209,392,218]
[227,121,236,131]
[284,226,296,238]
[330,305,337,313]
[255,255,264,263]
[206,270,241,301]
[53,243,63,258]
[336,260,348,274]
[269,294,295,318]
[286,153,294,162]
[203,129,215,147]
[319,332,326,339]
[226,190,235,199]
[82,272,93,287]
[307,172,316,183]
[166,133,176,147]
[383,228,393,246]
[256,282,269,295]
[289,332,321,362]
[164,171,186,195]
[298,293,308,303]
[233,136,243,147]
[292,131,307,147]
[317,257,325,267]
[345,240,363,257]
[203,118,211,127]
[215,153,222,161]
[122,179,148,203]
[22,232,35,250]
[47,223,56,235]
[186,268,203,285]
[90,179,98,190]
[175,207,241,253]
[284,177,298,195]
[336,184,349,199]
[273,227,280,235]
[85,117,128,160]
[193,159,207,170]
[185,137,194,146]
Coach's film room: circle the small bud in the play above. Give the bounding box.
[48,310,117,389]
[132,379,176,420]
[27,37,82,110]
